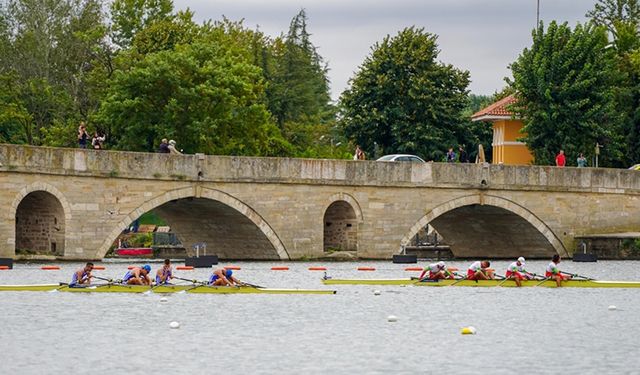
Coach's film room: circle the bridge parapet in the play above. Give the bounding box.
[1,144,639,193]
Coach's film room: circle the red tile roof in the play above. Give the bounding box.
[471,94,517,121]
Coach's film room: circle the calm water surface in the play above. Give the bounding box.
[1,260,640,374]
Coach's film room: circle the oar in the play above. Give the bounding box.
[92,275,114,283]
[533,277,550,287]
[561,271,594,280]
[239,281,264,289]
[174,276,201,284]
[49,282,69,293]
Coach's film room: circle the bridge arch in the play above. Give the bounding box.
[98,186,289,259]
[323,193,363,252]
[401,194,567,257]
[10,183,72,256]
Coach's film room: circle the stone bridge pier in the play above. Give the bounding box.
[1,144,639,260]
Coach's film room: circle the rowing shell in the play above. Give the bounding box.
[0,284,337,294]
[321,278,640,288]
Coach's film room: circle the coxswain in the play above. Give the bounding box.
[122,265,152,285]
[208,268,241,286]
[70,262,94,287]
[546,254,571,287]
[505,257,530,287]
[467,260,493,280]
[419,261,453,280]
[155,259,173,285]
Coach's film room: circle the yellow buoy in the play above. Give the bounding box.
[461,326,477,335]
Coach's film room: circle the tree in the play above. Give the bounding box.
[508,22,623,166]
[0,0,107,144]
[95,41,292,156]
[587,0,640,35]
[110,0,173,48]
[340,27,470,161]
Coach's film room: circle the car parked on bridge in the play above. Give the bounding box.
[376,154,426,163]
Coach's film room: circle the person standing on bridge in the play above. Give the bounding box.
[158,138,169,153]
[78,123,89,149]
[555,150,566,167]
[70,262,94,287]
[122,265,152,285]
[577,153,587,168]
[168,140,182,155]
[546,254,572,287]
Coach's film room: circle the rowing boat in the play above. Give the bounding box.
[321,278,640,288]
[0,284,337,294]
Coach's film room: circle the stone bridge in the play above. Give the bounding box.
[1,144,639,260]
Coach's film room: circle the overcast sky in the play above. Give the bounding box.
[176,0,597,100]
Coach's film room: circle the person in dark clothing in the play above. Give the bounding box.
[458,146,468,163]
[159,138,170,153]
[78,123,89,149]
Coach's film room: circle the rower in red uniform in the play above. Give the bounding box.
[467,260,493,280]
[505,257,530,287]
[546,254,572,287]
[419,261,453,280]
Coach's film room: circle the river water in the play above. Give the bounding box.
[1,260,640,374]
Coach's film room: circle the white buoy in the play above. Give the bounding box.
[608,305,617,311]
[169,321,180,329]
[461,326,477,335]
[160,297,168,303]
[387,315,398,322]
[374,290,381,296]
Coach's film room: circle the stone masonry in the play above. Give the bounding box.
[1,144,640,260]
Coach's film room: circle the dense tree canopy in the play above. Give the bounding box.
[509,22,623,167]
[340,27,470,161]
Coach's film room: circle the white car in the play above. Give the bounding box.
[376,154,426,162]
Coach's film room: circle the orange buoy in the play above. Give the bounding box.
[447,267,459,272]
[405,267,422,271]
[176,266,194,270]
[357,267,376,271]
[0,265,9,270]
[127,266,135,270]
[224,266,241,270]
[308,267,327,271]
[93,266,106,270]
[41,266,60,270]
[271,266,289,271]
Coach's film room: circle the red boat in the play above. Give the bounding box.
[116,248,153,257]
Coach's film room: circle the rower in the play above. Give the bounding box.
[122,265,152,285]
[505,257,531,287]
[419,261,453,280]
[70,262,94,287]
[467,260,493,280]
[155,259,173,285]
[546,254,572,287]
[209,268,241,286]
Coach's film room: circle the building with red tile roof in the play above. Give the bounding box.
[471,94,533,165]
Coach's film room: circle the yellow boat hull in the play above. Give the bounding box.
[0,284,336,294]
[321,278,640,288]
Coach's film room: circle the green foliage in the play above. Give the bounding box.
[96,40,292,156]
[138,211,167,226]
[340,27,470,161]
[509,22,623,166]
[587,0,640,34]
[110,0,173,48]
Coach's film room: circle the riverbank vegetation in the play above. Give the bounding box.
[1,0,639,166]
